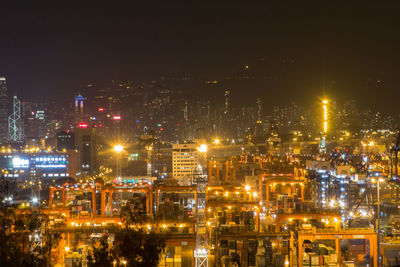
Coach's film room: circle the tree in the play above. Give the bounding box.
[87,202,166,267]
[0,176,60,267]
[117,198,166,267]
[87,235,115,267]
[115,228,166,267]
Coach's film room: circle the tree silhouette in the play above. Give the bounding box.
[0,176,60,267]
[87,235,115,267]
[87,201,166,267]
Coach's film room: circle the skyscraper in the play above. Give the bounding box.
[8,96,24,143]
[74,94,85,117]
[0,77,8,144]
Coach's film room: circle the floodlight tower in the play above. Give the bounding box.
[194,145,209,267]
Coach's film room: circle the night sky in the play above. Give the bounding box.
[1,2,400,112]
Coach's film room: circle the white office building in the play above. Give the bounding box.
[172,143,201,185]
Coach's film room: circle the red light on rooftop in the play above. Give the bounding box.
[78,123,88,128]
[98,107,105,112]
[112,115,121,120]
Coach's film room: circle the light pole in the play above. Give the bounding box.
[113,144,123,179]
[372,177,384,267]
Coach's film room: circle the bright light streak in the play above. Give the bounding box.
[197,144,208,153]
[322,99,328,133]
[113,145,123,153]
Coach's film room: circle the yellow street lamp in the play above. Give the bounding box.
[113,144,123,153]
[197,144,208,153]
[113,144,124,179]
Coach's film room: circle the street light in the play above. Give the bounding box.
[372,177,385,266]
[113,144,123,153]
[31,197,39,204]
[197,144,208,153]
[113,144,123,180]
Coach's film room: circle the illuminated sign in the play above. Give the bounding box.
[78,123,88,128]
[34,156,67,168]
[112,115,121,120]
[36,164,66,168]
[12,157,29,168]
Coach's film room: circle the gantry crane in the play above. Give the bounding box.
[391,131,400,179]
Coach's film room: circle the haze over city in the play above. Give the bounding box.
[1,2,400,111]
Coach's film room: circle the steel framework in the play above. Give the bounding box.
[194,175,208,267]
[8,95,23,142]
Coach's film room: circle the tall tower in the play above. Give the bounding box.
[255,98,264,138]
[8,96,24,143]
[74,94,86,117]
[0,77,8,144]
[320,99,329,153]
[224,90,230,115]
[184,100,189,122]
[257,97,262,122]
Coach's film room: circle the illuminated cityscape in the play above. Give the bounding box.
[1,2,400,267]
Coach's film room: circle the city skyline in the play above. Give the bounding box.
[2,3,400,267]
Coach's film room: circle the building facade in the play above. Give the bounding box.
[0,77,8,144]
[0,151,72,180]
[172,143,200,185]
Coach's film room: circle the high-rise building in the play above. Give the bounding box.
[0,77,8,144]
[172,143,200,185]
[35,111,46,138]
[57,130,75,151]
[8,96,24,143]
[75,94,86,117]
[74,124,97,176]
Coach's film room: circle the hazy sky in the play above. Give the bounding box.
[1,2,400,112]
